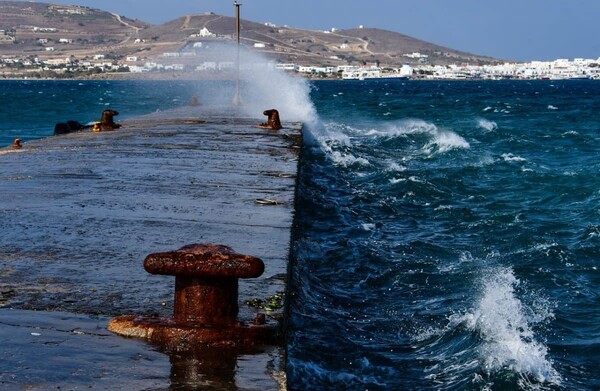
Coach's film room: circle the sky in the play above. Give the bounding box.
[42,0,600,62]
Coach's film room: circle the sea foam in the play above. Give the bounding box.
[367,119,470,154]
[452,268,560,385]
[476,118,498,132]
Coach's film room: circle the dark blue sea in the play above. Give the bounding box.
[1,79,599,390]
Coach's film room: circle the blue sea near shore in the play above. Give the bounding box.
[1,79,599,390]
[0,80,202,147]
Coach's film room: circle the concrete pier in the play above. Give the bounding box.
[0,107,302,389]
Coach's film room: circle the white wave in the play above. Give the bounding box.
[476,118,498,132]
[483,106,493,112]
[452,268,561,385]
[329,150,370,167]
[502,153,526,162]
[424,130,470,154]
[386,161,407,172]
[390,178,406,184]
[547,105,558,110]
[362,223,376,231]
[361,119,471,154]
[373,119,439,137]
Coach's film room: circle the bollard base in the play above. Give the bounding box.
[108,315,278,350]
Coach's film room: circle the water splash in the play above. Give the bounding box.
[453,268,561,386]
[476,118,498,132]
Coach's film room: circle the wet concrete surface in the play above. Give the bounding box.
[0,309,284,390]
[0,106,301,389]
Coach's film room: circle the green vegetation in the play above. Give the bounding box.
[245,291,284,313]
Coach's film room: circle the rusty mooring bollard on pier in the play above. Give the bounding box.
[258,109,283,130]
[108,244,278,349]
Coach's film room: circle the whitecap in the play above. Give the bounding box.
[502,153,526,162]
[386,161,407,172]
[366,120,469,153]
[329,151,370,167]
[362,223,376,231]
[452,268,561,385]
[365,119,439,138]
[547,105,558,110]
[424,130,470,154]
[476,118,498,132]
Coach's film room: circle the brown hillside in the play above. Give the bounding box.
[0,1,148,58]
[0,2,501,67]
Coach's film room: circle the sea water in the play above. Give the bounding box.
[288,80,600,390]
[1,80,599,390]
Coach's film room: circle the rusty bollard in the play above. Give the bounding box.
[257,109,283,130]
[99,109,121,131]
[108,244,277,349]
[12,138,22,149]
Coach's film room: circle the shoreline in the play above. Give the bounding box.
[1,72,598,82]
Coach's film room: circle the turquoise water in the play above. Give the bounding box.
[0,80,198,147]
[1,80,599,390]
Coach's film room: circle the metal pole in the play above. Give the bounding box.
[233,1,242,106]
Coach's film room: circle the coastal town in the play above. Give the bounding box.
[2,47,599,80]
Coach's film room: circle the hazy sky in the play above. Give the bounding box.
[44,0,600,62]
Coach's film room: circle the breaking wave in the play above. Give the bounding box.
[476,118,498,132]
[451,268,561,386]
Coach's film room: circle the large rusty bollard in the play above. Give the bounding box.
[108,244,277,349]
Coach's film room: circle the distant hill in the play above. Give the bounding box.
[0,1,148,58]
[0,1,501,67]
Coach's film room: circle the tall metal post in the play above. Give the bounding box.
[233,1,242,107]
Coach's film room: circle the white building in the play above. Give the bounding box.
[196,62,217,71]
[399,64,413,77]
[198,27,215,37]
[275,63,296,71]
[45,58,71,66]
[33,27,58,33]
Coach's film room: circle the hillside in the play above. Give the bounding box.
[0,1,501,67]
[0,1,148,58]
[135,14,500,67]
